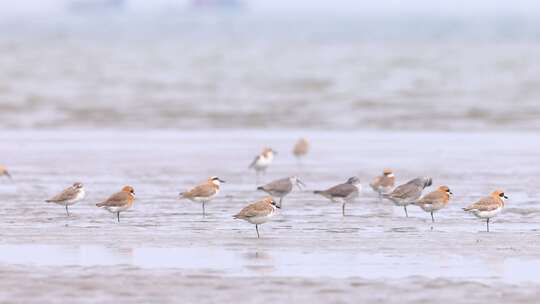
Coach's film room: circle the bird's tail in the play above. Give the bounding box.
[462,207,472,211]
[257,186,264,191]
[45,200,53,203]
[313,190,323,195]
[96,202,106,207]
[4,171,11,179]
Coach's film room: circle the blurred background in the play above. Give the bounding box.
[0,0,539,130]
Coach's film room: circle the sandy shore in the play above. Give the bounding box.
[1,129,540,303]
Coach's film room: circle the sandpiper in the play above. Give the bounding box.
[383,177,432,217]
[96,185,135,223]
[179,176,225,216]
[293,138,309,164]
[313,177,361,216]
[45,182,86,216]
[0,165,11,179]
[248,148,276,183]
[233,196,280,238]
[370,168,395,197]
[257,176,305,207]
[413,185,452,223]
[463,189,507,232]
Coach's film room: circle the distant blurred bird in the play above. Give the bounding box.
[383,177,432,217]
[293,138,309,164]
[413,185,452,223]
[257,176,305,208]
[0,165,12,179]
[179,176,225,216]
[233,196,280,238]
[45,182,86,216]
[248,148,276,183]
[313,177,361,216]
[96,185,135,223]
[370,168,395,197]
[463,189,507,232]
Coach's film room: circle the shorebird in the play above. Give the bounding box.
[96,185,135,223]
[313,177,361,216]
[257,176,305,207]
[413,185,452,223]
[248,148,276,183]
[463,189,507,232]
[383,177,432,217]
[293,138,309,164]
[179,176,225,216]
[45,182,86,216]
[233,196,280,238]
[370,168,395,197]
[0,165,11,179]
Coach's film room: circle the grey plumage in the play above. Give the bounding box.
[257,176,304,207]
[313,176,361,216]
[383,176,432,217]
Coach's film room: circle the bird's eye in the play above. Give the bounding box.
[499,193,504,197]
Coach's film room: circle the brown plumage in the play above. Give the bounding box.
[96,185,135,222]
[179,176,225,216]
[0,165,11,179]
[293,138,309,158]
[463,190,507,232]
[414,185,452,223]
[46,182,85,216]
[234,197,280,238]
[370,168,395,196]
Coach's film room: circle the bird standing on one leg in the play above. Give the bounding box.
[314,177,361,216]
[179,176,225,217]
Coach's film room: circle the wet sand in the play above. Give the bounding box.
[1,129,540,303]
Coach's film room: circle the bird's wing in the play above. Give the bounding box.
[389,183,420,199]
[47,186,78,202]
[99,192,129,207]
[235,201,271,218]
[326,184,357,197]
[182,184,216,198]
[262,178,291,192]
[418,190,445,204]
[464,196,500,211]
[248,155,261,168]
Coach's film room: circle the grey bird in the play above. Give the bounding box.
[257,176,305,208]
[383,177,432,217]
[313,177,361,216]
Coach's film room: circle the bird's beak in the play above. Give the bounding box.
[275,204,281,209]
[449,191,453,197]
[273,150,278,155]
[219,178,226,183]
[504,195,508,199]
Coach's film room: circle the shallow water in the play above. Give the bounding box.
[1,129,540,302]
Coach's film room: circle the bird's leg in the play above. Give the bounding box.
[279,197,283,208]
[117,212,120,223]
[65,205,70,216]
[256,224,260,238]
[202,202,206,217]
[431,212,434,223]
[342,203,346,216]
[404,206,409,217]
[486,218,490,232]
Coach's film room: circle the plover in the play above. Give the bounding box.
[0,165,11,179]
[313,177,361,216]
[179,176,225,216]
[413,185,452,223]
[233,196,280,238]
[293,138,309,164]
[257,176,305,207]
[463,189,507,232]
[45,182,86,216]
[96,185,135,223]
[383,177,432,217]
[370,168,395,197]
[248,148,276,182]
